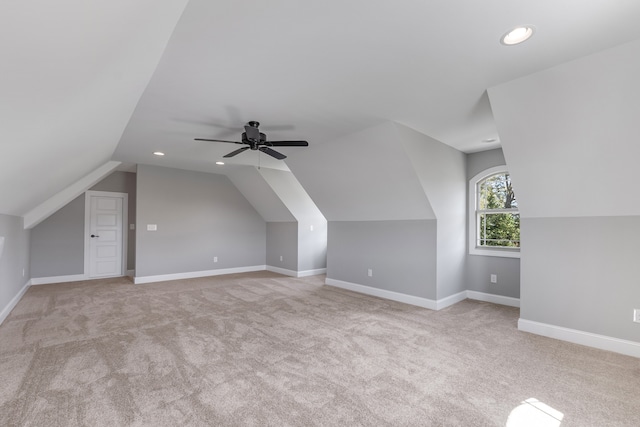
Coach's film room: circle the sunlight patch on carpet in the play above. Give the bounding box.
[506,398,564,427]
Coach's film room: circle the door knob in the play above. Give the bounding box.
[91,234,100,238]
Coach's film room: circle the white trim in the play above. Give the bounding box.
[467,290,521,307]
[266,266,298,277]
[134,265,266,284]
[84,191,128,279]
[267,266,327,278]
[298,268,327,277]
[518,319,640,359]
[24,161,121,229]
[31,274,87,285]
[468,165,520,259]
[0,280,31,326]
[325,278,438,310]
[436,291,468,310]
[325,278,522,311]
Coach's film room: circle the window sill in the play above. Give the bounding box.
[469,247,520,259]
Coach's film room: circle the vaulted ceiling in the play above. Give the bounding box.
[3,0,640,217]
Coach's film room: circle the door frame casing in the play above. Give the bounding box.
[84,190,128,279]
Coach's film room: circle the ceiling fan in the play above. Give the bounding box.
[195,121,308,160]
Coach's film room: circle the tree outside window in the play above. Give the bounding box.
[477,172,520,248]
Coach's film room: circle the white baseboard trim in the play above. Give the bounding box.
[298,268,327,277]
[0,279,31,326]
[31,274,87,285]
[266,266,298,277]
[134,265,266,284]
[467,290,520,308]
[518,318,640,359]
[324,279,522,311]
[267,266,327,278]
[436,291,468,310]
[325,278,438,310]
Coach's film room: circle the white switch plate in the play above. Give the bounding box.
[147,224,157,231]
[310,225,314,231]
[280,255,283,261]
[367,269,373,277]
[214,257,218,263]
[490,274,497,283]
[634,309,640,323]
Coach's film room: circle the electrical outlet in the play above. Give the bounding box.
[22,268,25,277]
[367,269,373,277]
[280,255,283,262]
[213,257,218,263]
[634,309,640,323]
[310,225,314,231]
[490,274,497,283]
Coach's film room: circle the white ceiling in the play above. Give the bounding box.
[4,0,640,216]
[114,0,640,168]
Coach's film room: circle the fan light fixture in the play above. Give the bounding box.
[501,26,535,45]
[153,151,165,156]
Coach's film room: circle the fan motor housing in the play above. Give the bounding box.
[242,132,267,149]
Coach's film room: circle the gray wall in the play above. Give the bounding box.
[298,219,327,271]
[29,171,137,277]
[30,195,85,277]
[327,220,437,299]
[466,148,521,298]
[521,217,640,342]
[266,222,298,271]
[0,214,30,318]
[489,40,640,343]
[396,124,467,299]
[135,165,265,277]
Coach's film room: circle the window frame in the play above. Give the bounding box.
[468,165,520,258]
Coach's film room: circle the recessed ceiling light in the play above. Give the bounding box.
[153,151,165,156]
[215,161,225,165]
[482,138,497,143]
[501,26,535,46]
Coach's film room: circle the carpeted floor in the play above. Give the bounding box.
[0,271,638,426]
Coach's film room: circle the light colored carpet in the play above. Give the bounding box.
[0,271,638,426]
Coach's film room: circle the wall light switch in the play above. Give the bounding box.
[214,256,218,263]
[147,224,157,231]
[490,274,497,283]
[634,309,640,323]
[367,269,373,277]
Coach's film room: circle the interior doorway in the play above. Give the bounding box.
[84,191,128,278]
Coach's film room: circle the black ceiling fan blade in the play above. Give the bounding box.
[244,123,261,141]
[223,147,251,158]
[194,138,242,144]
[267,140,309,147]
[259,146,286,160]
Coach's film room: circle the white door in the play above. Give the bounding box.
[87,194,125,278]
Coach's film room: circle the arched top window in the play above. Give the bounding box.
[469,166,520,258]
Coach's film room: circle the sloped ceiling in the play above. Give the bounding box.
[0,0,188,216]
[227,168,295,222]
[4,1,640,217]
[284,122,435,221]
[489,39,640,218]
